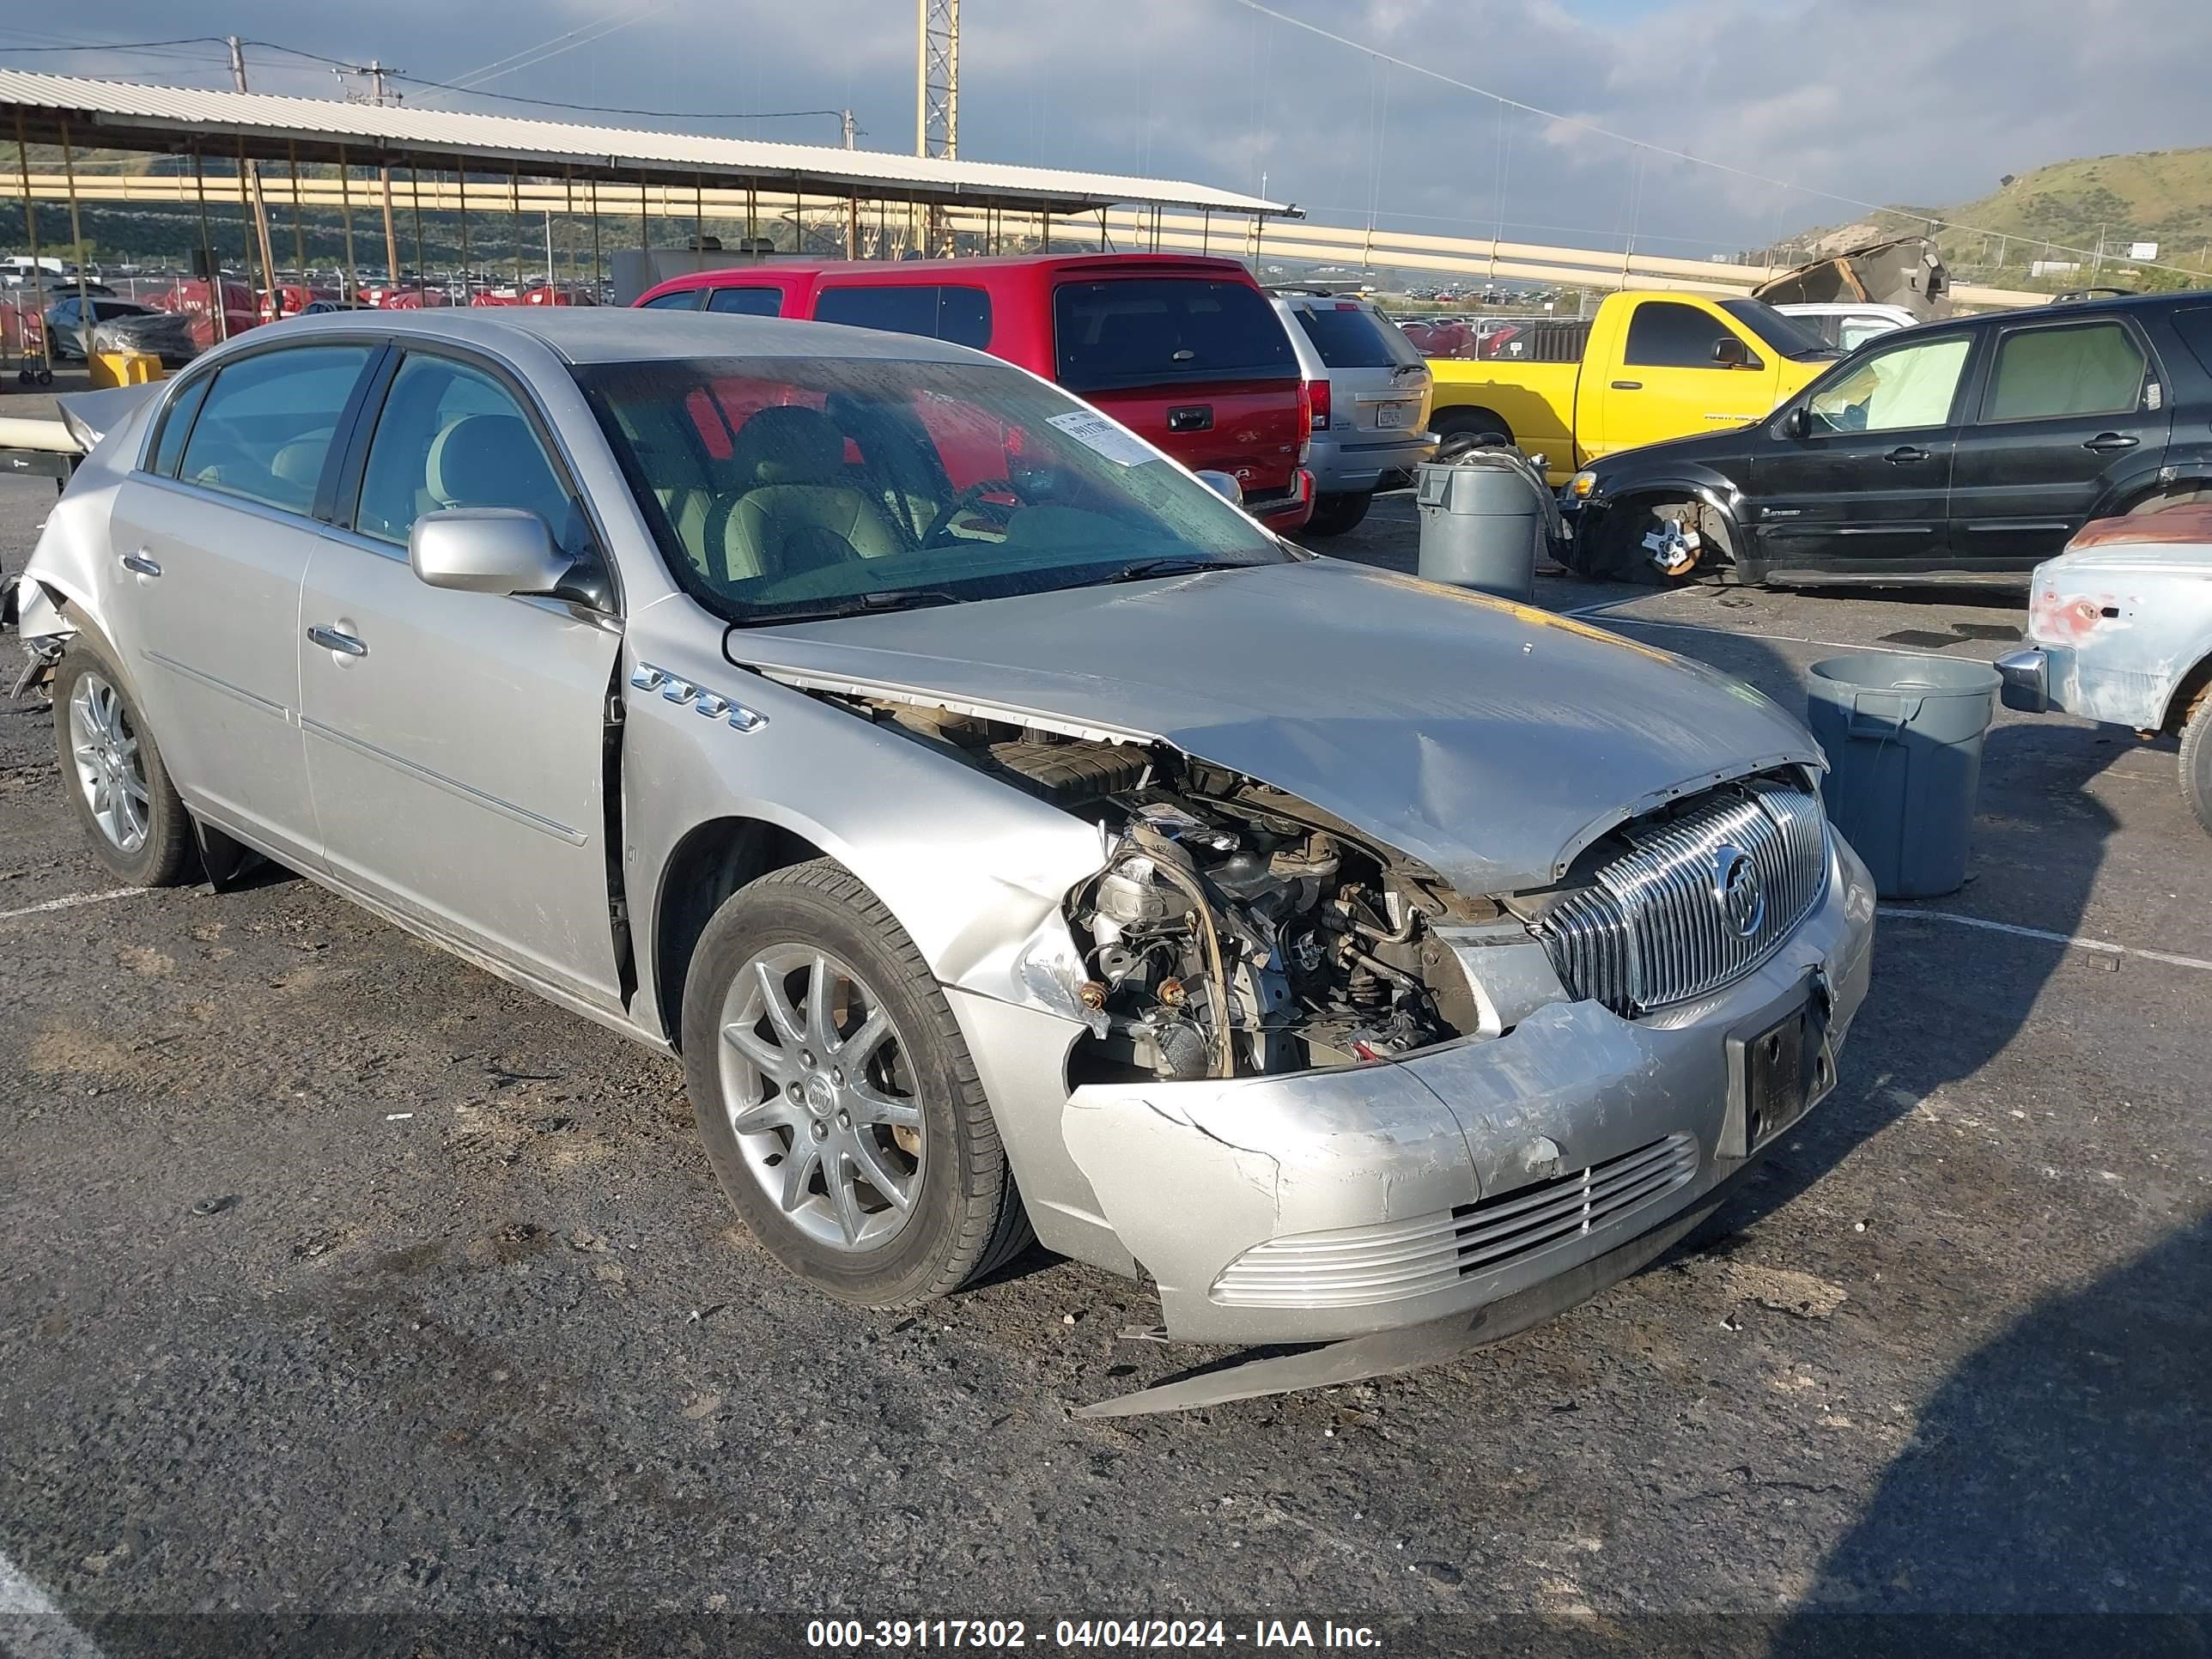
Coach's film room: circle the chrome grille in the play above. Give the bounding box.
[1209,1133,1700,1309]
[1538,776,1828,1016]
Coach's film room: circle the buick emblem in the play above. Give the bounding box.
[1713,844,1765,938]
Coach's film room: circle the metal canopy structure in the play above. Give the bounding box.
[0,69,1292,218]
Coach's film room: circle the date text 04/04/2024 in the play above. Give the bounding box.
[804,1620,1384,1650]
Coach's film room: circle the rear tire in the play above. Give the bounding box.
[680,858,1032,1309]
[1304,490,1372,537]
[2179,685,2212,836]
[52,643,195,887]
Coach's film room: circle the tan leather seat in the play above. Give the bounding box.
[719,406,902,583]
[425,414,565,523]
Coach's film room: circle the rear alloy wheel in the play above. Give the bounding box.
[1304,490,1373,537]
[681,859,1031,1307]
[52,644,195,886]
[2179,685,2212,836]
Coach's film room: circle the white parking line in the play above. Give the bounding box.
[1878,905,2212,974]
[0,887,143,924]
[0,1549,108,1659]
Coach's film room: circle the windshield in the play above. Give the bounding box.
[1718,299,1841,362]
[577,356,1289,625]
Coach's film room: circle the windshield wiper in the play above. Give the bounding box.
[731,588,958,627]
[1100,556,1256,585]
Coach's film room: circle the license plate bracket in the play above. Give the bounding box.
[1743,1007,1813,1152]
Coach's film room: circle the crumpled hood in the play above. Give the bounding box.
[728,557,1820,895]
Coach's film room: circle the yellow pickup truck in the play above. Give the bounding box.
[1425,293,1841,483]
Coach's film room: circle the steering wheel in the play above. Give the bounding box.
[920,477,1032,549]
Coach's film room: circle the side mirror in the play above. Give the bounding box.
[1194,469,1243,507]
[409,507,572,597]
[1782,404,1810,440]
[1712,337,1753,369]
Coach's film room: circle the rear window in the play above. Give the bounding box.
[1981,321,2147,422]
[707,286,783,316]
[1291,302,1417,369]
[1054,278,1296,392]
[813,283,992,350]
[640,289,701,311]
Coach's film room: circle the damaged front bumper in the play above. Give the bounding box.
[1061,832,1875,1350]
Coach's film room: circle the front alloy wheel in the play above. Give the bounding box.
[719,945,924,1252]
[681,859,1032,1308]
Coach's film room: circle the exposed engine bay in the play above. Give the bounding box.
[842,695,1491,1081]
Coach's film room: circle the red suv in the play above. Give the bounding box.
[635,254,1314,532]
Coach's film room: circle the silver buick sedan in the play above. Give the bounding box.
[15,310,1875,1410]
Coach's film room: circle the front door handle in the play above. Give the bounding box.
[1609,380,1643,390]
[2082,432,2140,453]
[119,550,162,578]
[1885,446,1930,464]
[307,623,368,659]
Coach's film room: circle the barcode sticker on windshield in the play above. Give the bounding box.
[1046,409,1159,468]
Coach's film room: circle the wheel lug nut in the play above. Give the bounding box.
[811,1121,829,1141]
[800,1050,815,1068]
[786,1081,803,1102]
[831,1067,845,1085]
[837,1111,851,1129]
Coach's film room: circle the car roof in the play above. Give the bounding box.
[652,252,1254,289]
[233,306,992,368]
[1943,288,2212,329]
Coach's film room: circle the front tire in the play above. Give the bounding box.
[1304,490,1372,537]
[680,859,1032,1308]
[52,643,195,887]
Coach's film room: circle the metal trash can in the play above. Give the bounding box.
[1806,653,2001,898]
[1414,448,1550,602]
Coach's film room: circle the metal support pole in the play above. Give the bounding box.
[59,118,91,360]
[287,142,307,292]
[234,139,268,323]
[409,167,426,295]
[337,144,359,300]
[589,176,603,295]
[191,145,225,342]
[1200,208,1210,255]
[457,169,471,303]
[638,171,648,260]
[562,165,576,287]
[13,112,48,375]
[513,163,525,292]
[695,174,705,260]
[848,193,860,260]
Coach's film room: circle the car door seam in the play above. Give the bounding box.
[298,715,588,845]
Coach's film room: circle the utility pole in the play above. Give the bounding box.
[227,37,283,313]
[842,109,859,150]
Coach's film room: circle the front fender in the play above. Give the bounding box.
[618,607,1113,1043]
[1577,464,1753,576]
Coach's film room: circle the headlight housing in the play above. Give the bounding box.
[1565,469,1599,501]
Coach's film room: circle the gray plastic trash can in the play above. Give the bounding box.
[1415,452,1544,601]
[1806,653,2001,899]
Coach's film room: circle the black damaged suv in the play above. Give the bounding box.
[1565,289,2212,585]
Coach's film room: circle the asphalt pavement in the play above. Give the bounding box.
[2,453,2207,1658]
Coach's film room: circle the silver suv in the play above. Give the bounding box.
[1269,290,1436,536]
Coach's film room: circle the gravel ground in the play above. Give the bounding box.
[2,430,2206,1658]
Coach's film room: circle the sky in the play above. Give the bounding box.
[4,0,2208,260]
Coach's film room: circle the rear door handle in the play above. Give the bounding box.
[1885,446,1930,464]
[2082,432,2140,453]
[307,623,368,659]
[1609,380,1642,390]
[119,550,161,578]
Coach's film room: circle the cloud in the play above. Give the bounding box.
[20,0,2211,255]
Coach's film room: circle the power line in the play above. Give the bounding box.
[1224,0,2212,281]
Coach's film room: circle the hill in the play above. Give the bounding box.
[1780,147,2212,295]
